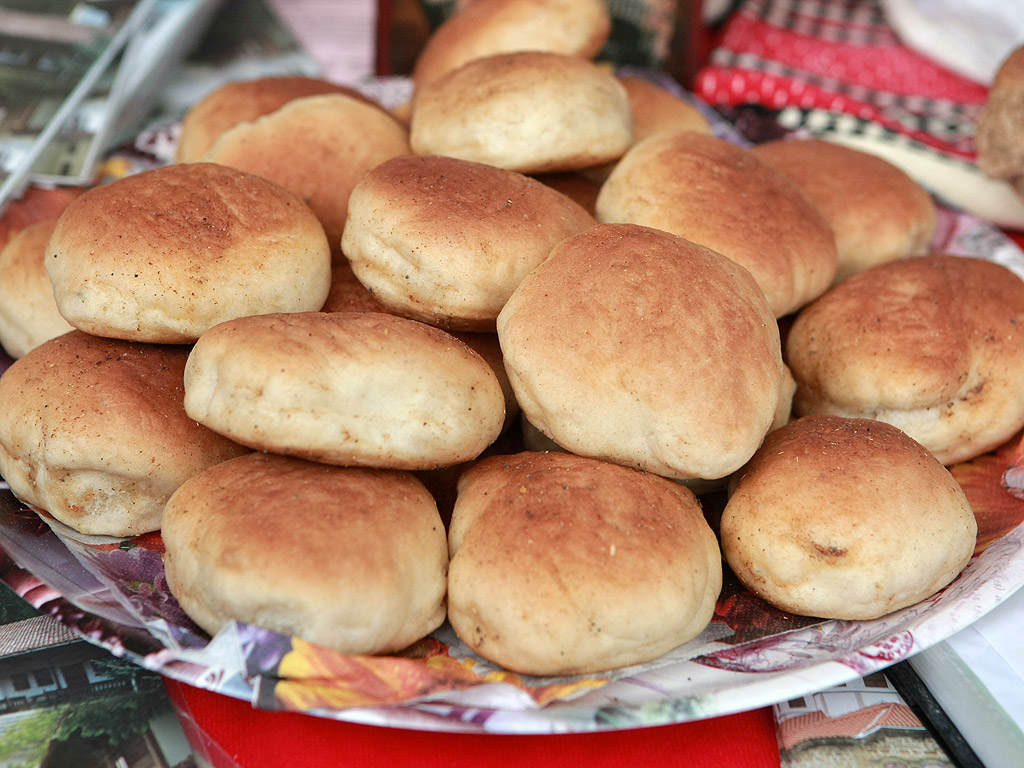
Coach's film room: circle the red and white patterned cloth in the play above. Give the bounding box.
[694,0,990,160]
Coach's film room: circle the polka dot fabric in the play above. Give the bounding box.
[695,0,989,160]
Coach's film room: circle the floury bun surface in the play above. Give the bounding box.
[410,51,633,174]
[0,218,73,358]
[595,131,837,318]
[497,223,785,482]
[202,93,411,256]
[751,138,936,282]
[410,0,611,90]
[183,311,506,470]
[786,255,1024,465]
[722,415,977,620]
[341,154,596,331]
[46,163,332,344]
[447,451,722,675]
[162,452,449,655]
[0,331,249,536]
[175,75,382,163]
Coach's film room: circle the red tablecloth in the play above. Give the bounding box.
[165,679,782,768]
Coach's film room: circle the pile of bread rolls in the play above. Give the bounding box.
[1,0,1017,679]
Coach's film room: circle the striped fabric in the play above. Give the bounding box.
[694,0,989,159]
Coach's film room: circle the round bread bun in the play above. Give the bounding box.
[176,76,381,163]
[409,51,633,174]
[202,93,410,255]
[319,265,520,433]
[183,311,506,469]
[410,0,611,90]
[722,415,977,620]
[46,163,331,344]
[0,218,74,358]
[595,131,838,317]
[786,254,1024,465]
[320,263,520,433]
[497,223,784,481]
[977,46,1024,193]
[162,451,448,654]
[0,331,249,536]
[341,154,596,331]
[618,74,713,145]
[447,450,722,675]
[574,76,715,185]
[751,138,936,282]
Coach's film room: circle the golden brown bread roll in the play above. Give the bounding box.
[320,261,521,433]
[46,163,331,344]
[596,131,838,317]
[0,331,249,536]
[0,218,73,358]
[341,153,596,331]
[786,255,1024,464]
[183,311,506,470]
[176,75,382,163]
[410,51,632,174]
[163,452,448,654]
[410,0,611,90]
[617,74,712,144]
[751,138,936,282]
[722,414,977,620]
[202,93,410,255]
[497,223,784,481]
[977,46,1024,197]
[447,451,722,675]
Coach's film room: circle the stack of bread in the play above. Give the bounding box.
[0,0,1009,679]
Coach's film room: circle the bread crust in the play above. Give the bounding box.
[341,154,595,331]
[162,452,448,654]
[497,223,784,481]
[786,255,1024,464]
[203,94,410,255]
[176,75,381,163]
[722,415,977,619]
[752,138,936,282]
[411,0,611,90]
[184,311,506,469]
[447,451,721,675]
[410,51,632,174]
[0,331,248,535]
[596,131,838,317]
[46,163,331,343]
[0,218,73,358]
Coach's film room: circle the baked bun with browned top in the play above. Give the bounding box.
[722,415,977,620]
[616,75,712,144]
[596,131,838,317]
[410,51,632,174]
[202,93,411,255]
[977,46,1024,197]
[341,154,596,331]
[786,255,1024,465]
[0,218,73,358]
[447,451,722,675]
[319,265,520,432]
[46,163,331,343]
[751,138,936,282]
[0,331,249,536]
[497,223,784,482]
[183,311,506,469]
[176,75,382,163]
[411,0,611,91]
[162,452,448,654]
